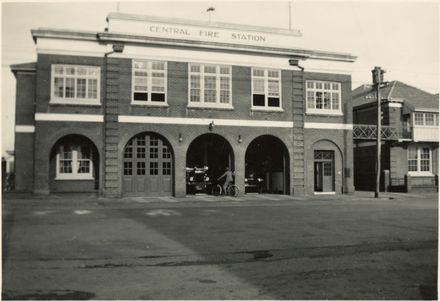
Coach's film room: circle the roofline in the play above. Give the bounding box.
[98,32,356,62]
[353,98,439,112]
[31,28,356,62]
[107,12,303,37]
[10,63,36,76]
[31,28,98,43]
[413,108,439,113]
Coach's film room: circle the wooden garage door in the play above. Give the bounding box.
[123,134,173,196]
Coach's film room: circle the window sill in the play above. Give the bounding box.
[50,99,101,106]
[306,110,343,116]
[187,104,234,110]
[55,175,94,181]
[251,107,284,112]
[131,101,169,107]
[408,172,434,177]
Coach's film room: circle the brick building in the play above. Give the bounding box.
[11,12,356,197]
[353,81,439,192]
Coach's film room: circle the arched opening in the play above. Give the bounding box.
[49,134,99,193]
[122,132,174,196]
[245,135,289,194]
[311,139,343,194]
[186,133,234,194]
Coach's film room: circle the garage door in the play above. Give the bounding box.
[123,133,173,196]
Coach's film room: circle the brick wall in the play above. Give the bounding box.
[15,53,354,196]
[36,54,104,115]
[14,71,36,192]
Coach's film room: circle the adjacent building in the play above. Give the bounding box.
[11,12,356,197]
[353,81,439,192]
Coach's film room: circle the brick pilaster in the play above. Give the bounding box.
[292,72,305,196]
[103,57,121,197]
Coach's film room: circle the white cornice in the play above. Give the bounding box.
[35,113,104,122]
[304,122,353,130]
[119,115,294,128]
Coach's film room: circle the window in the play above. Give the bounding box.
[413,112,438,126]
[251,68,282,110]
[407,146,432,174]
[323,162,332,176]
[56,145,93,180]
[132,60,167,105]
[306,80,342,114]
[51,65,100,104]
[188,63,232,108]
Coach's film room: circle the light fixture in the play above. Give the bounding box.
[112,44,125,53]
[178,133,183,142]
[289,58,304,71]
[238,135,242,143]
[209,121,215,131]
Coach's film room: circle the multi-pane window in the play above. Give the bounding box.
[252,68,281,109]
[56,145,93,180]
[150,162,159,175]
[150,136,159,159]
[137,162,146,175]
[51,65,100,103]
[124,162,133,176]
[323,162,332,176]
[188,63,232,107]
[163,146,171,159]
[132,60,167,104]
[414,112,438,126]
[162,162,171,175]
[408,148,418,172]
[408,146,432,173]
[306,81,341,114]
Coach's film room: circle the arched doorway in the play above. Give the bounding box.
[122,132,173,196]
[49,134,99,192]
[186,133,234,194]
[310,139,343,194]
[245,135,289,194]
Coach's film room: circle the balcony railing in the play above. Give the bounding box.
[353,124,412,140]
[412,126,439,142]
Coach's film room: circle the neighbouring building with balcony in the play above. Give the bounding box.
[352,81,439,192]
[11,12,357,197]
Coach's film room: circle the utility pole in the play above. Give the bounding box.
[371,66,385,198]
[289,1,292,30]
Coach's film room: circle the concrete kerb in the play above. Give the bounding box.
[2,191,437,208]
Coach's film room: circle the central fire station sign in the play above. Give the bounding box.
[107,13,302,49]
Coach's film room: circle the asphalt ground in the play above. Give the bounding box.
[2,191,438,300]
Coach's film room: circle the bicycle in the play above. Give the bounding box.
[211,182,239,197]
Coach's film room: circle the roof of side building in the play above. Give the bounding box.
[352,80,439,111]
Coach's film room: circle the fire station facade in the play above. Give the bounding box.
[11,13,356,197]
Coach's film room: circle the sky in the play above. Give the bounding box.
[1,1,439,156]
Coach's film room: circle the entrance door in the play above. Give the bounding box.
[314,151,334,192]
[123,133,173,196]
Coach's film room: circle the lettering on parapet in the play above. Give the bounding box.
[231,33,266,42]
[147,25,268,44]
[149,26,191,36]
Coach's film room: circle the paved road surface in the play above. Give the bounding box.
[2,192,438,299]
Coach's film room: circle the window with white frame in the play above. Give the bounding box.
[188,63,232,108]
[56,145,93,180]
[414,112,439,126]
[408,146,432,174]
[51,65,100,104]
[252,68,281,109]
[132,60,167,104]
[306,80,342,114]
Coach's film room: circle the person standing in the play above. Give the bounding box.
[217,167,234,194]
